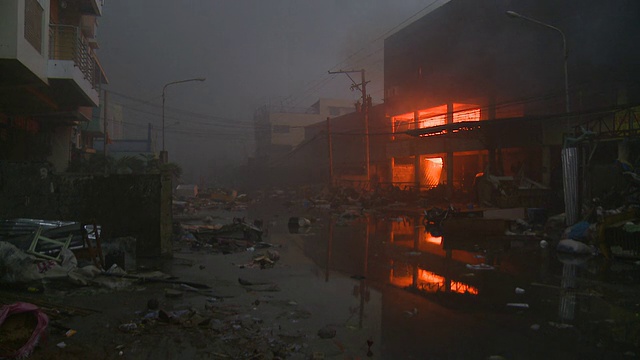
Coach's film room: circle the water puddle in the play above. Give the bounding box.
[272,212,639,358]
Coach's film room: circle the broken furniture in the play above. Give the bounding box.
[26,226,73,262]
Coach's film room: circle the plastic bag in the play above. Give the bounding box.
[0,302,49,359]
[0,242,43,283]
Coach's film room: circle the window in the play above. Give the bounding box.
[272,125,290,133]
[24,0,44,54]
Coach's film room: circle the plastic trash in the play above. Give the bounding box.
[515,287,526,294]
[288,217,311,227]
[506,303,529,308]
[118,322,137,332]
[0,302,49,359]
[556,239,595,255]
[465,263,495,270]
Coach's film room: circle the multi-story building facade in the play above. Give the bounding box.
[382,0,640,203]
[0,0,107,171]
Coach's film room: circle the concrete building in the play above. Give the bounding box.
[253,98,355,163]
[302,103,391,189]
[382,0,640,204]
[0,0,107,171]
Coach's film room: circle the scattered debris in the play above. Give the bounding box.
[317,326,336,339]
[506,303,529,308]
[465,263,495,270]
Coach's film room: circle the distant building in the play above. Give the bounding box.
[94,123,156,160]
[253,98,355,163]
[175,184,198,199]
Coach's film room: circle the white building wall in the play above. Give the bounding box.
[270,112,322,147]
[0,1,19,58]
[0,0,50,83]
[47,125,72,172]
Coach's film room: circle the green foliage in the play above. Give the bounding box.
[67,153,182,179]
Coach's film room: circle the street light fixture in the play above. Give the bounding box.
[505,11,569,114]
[506,11,577,226]
[161,77,205,163]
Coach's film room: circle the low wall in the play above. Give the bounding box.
[0,161,172,257]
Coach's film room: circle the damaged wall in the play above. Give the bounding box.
[0,161,171,257]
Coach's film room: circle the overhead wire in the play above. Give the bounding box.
[280,0,447,108]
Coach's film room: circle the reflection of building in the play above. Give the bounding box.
[0,0,107,171]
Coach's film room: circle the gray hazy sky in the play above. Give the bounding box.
[97,0,448,183]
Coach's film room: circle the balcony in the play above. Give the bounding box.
[77,0,103,16]
[48,24,106,107]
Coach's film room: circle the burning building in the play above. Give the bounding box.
[383,0,640,205]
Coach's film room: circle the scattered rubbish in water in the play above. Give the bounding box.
[164,289,184,298]
[403,308,419,317]
[118,322,138,332]
[515,287,526,294]
[466,263,495,270]
[548,321,574,329]
[506,303,529,308]
[530,324,540,330]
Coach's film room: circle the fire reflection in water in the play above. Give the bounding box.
[387,216,478,295]
[390,266,479,295]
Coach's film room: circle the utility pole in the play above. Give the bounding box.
[103,89,108,158]
[103,89,109,176]
[328,69,370,187]
[326,117,334,186]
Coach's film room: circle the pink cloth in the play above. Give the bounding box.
[0,302,49,359]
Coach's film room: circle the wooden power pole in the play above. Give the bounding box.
[327,69,370,187]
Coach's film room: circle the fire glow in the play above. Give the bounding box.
[391,103,481,136]
[389,268,479,295]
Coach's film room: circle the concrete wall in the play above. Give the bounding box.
[270,112,322,147]
[0,0,50,82]
[0,161,172,257]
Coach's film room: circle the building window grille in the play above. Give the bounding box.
[24,0,44,54]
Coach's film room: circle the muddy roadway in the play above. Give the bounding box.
[6,196,640,360]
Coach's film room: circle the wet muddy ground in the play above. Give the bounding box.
[2,198,639,359]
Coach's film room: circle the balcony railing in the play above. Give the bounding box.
[49,24,100,89]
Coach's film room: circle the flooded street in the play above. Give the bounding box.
[249,200,640,359]
[1,199,638,360]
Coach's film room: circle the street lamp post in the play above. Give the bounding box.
[161,77,205,163]
[506,11,578,226]
[506,11,569,114]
